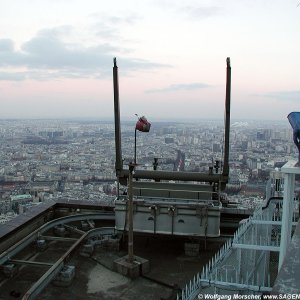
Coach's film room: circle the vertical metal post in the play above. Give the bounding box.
[127,163,135,264]
[279,170,295,269]
[236,247,241,281]
[113,58,123,176]
[153,158,158,171]
[117,178,120,199]
[223,57,231,181]
[171,209,174,235]
[274,168,282,197]
[134,129,137,165]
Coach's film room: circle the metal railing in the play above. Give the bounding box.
[0,213,115,300]
[178,197,299,300]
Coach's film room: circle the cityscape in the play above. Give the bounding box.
[0,0,299,298]
[0,118,297,224]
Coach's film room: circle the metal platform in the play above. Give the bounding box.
[112,58,232,238]
[115,181,221,237]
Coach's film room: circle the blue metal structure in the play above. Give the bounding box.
[287,112,300,163]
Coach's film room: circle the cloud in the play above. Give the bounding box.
[95,23,120,40]
[0,26,168,81]
[260,90,300,102]
[145,82,211,93]
[181,5,221,19]
[0,72,27,81]
[0,70,91,81]
[106,14,142,26]
[90,13,142,41]
[153,0,221,19]
[89,13,142,26]
[21,33,117,69]
[0,39,14,52]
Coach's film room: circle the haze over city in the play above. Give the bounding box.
[0,0,299,121]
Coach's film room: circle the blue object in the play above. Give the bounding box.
[287,112,300,163]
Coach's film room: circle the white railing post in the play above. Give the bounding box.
[279,161,299,269]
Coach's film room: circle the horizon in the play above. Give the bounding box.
[0,115,290,124]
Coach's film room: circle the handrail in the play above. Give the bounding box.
[133,187,215,194]
[116,195,218,206]
[22,226,115,300]
[0,212,114,265]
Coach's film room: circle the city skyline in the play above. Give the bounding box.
[0,0,299,121]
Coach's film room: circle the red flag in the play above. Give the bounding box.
[135,116,151,132]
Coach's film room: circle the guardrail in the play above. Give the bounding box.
[177,197,300,300]
[22,226,116,300]
[0,212,114,265]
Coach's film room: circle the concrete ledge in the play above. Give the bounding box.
[114,255,150,279]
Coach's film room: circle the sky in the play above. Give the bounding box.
[0,0,299,121]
